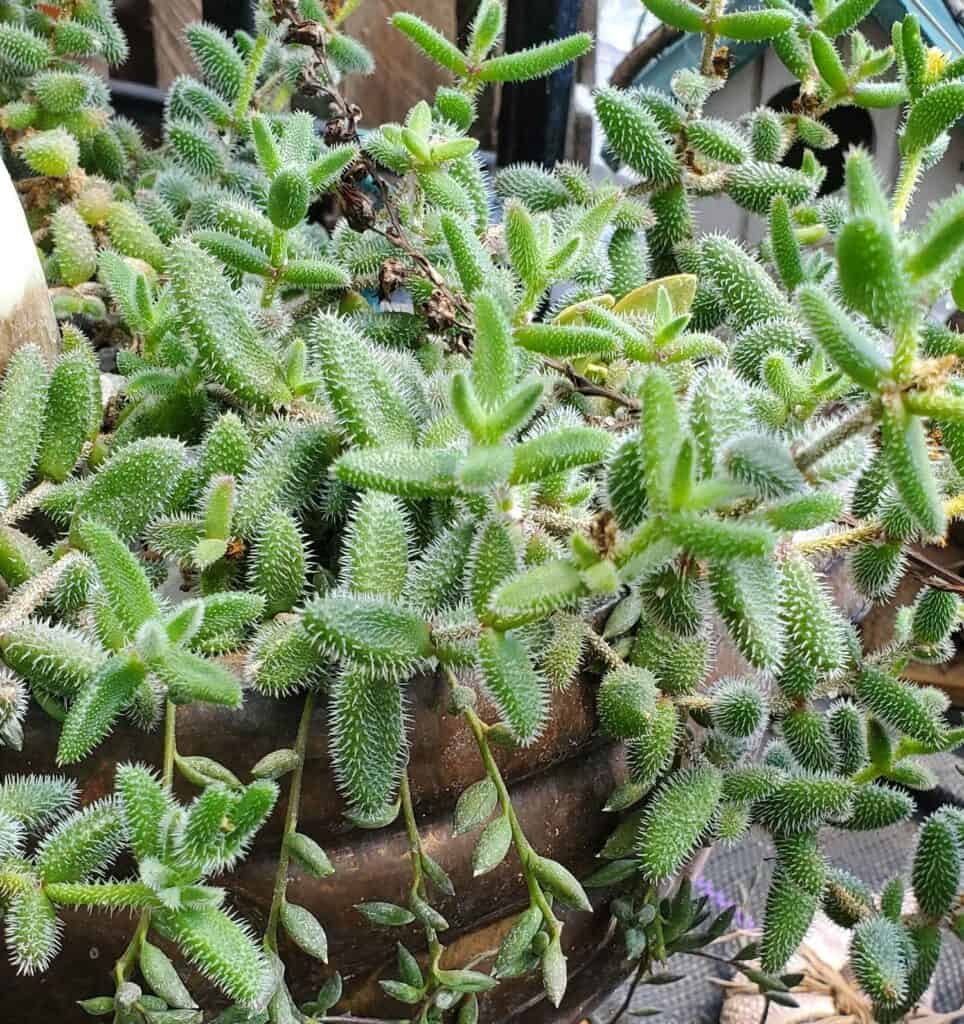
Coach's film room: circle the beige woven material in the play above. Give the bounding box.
[718,912,958,1024]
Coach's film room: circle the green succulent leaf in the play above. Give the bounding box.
[636,763,722,881]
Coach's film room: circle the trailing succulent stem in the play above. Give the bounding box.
[264,691,315,954]
[455,686,572,1006]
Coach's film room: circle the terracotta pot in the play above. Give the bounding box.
[1,555,867,1023]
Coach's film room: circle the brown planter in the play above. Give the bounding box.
[1,554,868,1023]
[3,671,628,1022]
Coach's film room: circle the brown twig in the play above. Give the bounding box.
[543,356,642,412]
[270,0,474,346]
[586,627,626,669]
[609,25,682,88]
[797,492,964,597]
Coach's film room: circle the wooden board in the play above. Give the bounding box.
[150,0,203,89]
[343,0,457,127]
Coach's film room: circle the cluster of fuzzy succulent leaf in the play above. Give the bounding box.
[1,0,964,1019]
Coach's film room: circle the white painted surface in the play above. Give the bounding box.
[588,16,961,236]
[0,160,47,320]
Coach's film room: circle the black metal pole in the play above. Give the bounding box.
[496,0,585,168]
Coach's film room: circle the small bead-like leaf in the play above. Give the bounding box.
[0,23,51,74]
[185,22,243,101]
[700,234,792,330]
[911,810,962,919]
[756,773,853,833]
[342,492,409,601]
[454,778,498,836]
[116,762,171,862]
[836,216,908,327]
[472,814,512,876]
[779,556,845,673]
[246,618,324,697]
[390,13,469,76]
[34,798,124,883]
[139,941,197,1010]
[627,699,679,788]
[761,870,818,973]
[881,405,945,538]
[841,783,914,830]
[303,593,433,675]
[711,678,766,738]
[782,706,837,772]
[714,8,795,41]
[478,33,592,83]
[725,162,815,217]
[597,665,659,738]
[37,346,100,484]
[281,901,328,962]
[509,426,613,485]
[233,424,336,537]
[688,118,750,165]
[286,832,334,878]
[709,558,784,669]
[5,886,61,975]
[723,434,805,499]
[78,518,158,635]
[153,648,243,708]
[170,241,289,408]
[248,509,308,617]
[901,81,964,155]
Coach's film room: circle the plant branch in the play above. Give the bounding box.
[586,628,627,669]
[793,520,883,555]
[233,33,268,129]
[317,1018,410,1023]
[543,356,642,412]
[795,491,964,557]
[399,770,445,1008]
[700,0,726,76]
[161,699,176,788]
[261,226,288,309]
[892,320,919,384]
[526,507,594,536]
[269,0,474,338]
[793,403,878,473]
[606,955,652,1024]
[0,551,83,632]
[451,673,563,942]
[1,481,56,526]
[265,690,315,952]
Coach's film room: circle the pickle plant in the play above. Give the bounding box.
[0,0,963,1021]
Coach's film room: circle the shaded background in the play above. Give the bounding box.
[111,0,596,168]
